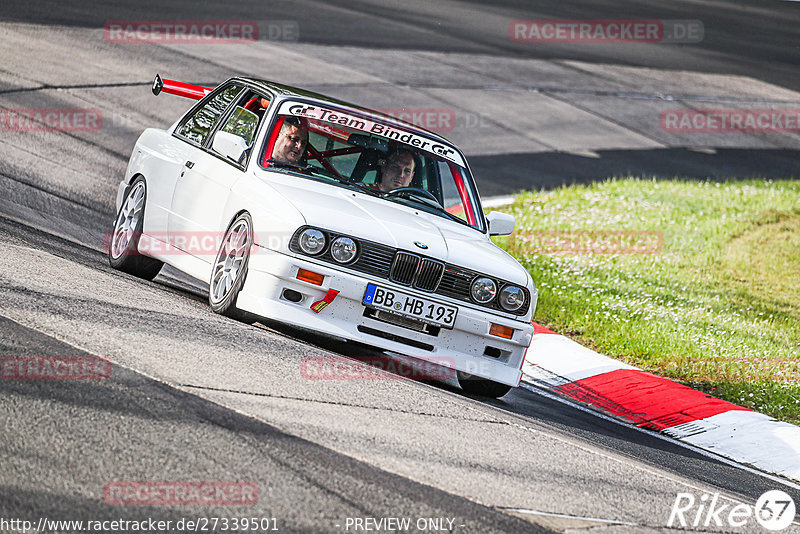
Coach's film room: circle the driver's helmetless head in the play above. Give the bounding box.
[272,117,308,165]
[379,150,416,192]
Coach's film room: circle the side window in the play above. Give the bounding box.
[211,90,271,166]
[219,91,271,146]
[177,84,243,146]
[219,107,260,146]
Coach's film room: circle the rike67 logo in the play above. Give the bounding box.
[668,490,796,531]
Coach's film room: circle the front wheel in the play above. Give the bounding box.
[209,212,253,319]
[457,371,513,398]
[108,177,164,280]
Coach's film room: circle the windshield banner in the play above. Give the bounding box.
[278,101,465,167]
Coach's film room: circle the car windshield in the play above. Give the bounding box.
[259,101,485,232]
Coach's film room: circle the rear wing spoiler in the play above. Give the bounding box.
[151,74,212,100]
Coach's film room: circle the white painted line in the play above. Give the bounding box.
[499,507,637,526]
[481,195,517,208]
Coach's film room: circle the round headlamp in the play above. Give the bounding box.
[498,285,525,312]
[331,236,357,263]
[470,277,497,304]
[299,228,326,255]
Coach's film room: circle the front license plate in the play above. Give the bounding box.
[363,284,458,329]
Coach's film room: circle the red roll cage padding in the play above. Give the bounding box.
[262,116,286,167]
[244,96,270,111]
[152,74,212,100]
[306,143,344,178]
[449,162,477,227]
[311,146,363,159]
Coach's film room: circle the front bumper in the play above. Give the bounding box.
[236,246,534,386]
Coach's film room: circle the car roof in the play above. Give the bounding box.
[230,76,454,146]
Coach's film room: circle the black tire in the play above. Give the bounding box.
[457,371,513,398]
[108,177,164,280]
[209,212,253,319]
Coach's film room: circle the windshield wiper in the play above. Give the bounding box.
[387,194,466,224]
[266,159,346,182]
[299,165,386,197]
[303,165,352,183]
[347,181,383,197]
[264,158,306,171]
[266,160,385,197]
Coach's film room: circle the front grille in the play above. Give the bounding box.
[389,253,444,292]
[437,266,473,300]
[354,242,395,278]
[390,252,418,285]
[415,258,444,291]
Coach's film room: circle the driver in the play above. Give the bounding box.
[272,116,309,165]
[377,149,416,192]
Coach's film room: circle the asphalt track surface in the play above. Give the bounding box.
[1,1,800,533]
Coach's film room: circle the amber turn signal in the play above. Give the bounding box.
[296,268,324,286]
[489,323,514,339]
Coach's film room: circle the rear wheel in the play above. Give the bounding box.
[209,212,253,319]
[457,371,513,398]
[108,177,163,280]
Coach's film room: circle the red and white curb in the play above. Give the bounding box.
[522,323,800,482]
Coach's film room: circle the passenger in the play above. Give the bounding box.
[377,149,416,192]
[272,116,309,165]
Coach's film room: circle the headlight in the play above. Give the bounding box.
[299,228,326,255]
[498,285,525,312]
[330,236,357,263]
[470,277,497,303]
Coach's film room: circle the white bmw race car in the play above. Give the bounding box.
[109,74,537,398]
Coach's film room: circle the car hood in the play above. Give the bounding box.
[262,172,530,286]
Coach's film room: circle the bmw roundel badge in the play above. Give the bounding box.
[414,241,429,249]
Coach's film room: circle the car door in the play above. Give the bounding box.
[136,133,195,236]
[167,83,245,256]
[169,86,269,264]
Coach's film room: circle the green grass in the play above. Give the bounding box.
[493,178,800,424]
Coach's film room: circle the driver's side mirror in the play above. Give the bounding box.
[486,211,515,236]
[212,131,250,165]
